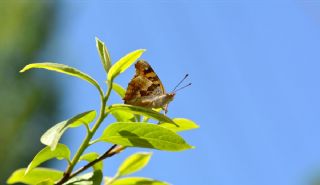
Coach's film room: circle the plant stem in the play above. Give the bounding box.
[56,132,93,184]
[55,82,112,185]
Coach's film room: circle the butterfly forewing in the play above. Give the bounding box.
[123,60,173,110]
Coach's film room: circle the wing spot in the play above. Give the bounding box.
[144,68,153,74]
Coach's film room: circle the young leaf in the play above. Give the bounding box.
[108,104,175,124]
[41,110,96,150]
[64,171,103,185]
[40,122,66,151]
[117,152,152,177]
[20,62,103,94]
[7,168,63,185]
[25,144,71,175]
[107,49,145,81]
[68,110,96,128]
[99,122,193,151]
[96,37,112,73]
[80,152,103,171]
[159,118,199,132]
[108,177,169,185]
[112,82,126,98]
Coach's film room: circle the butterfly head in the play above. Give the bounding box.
[166,92,176,102]
[161,75,191,113]
[162,93,176,113]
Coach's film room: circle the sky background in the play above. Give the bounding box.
[36,1,320,185]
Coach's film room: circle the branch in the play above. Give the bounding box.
[69,144,125,180]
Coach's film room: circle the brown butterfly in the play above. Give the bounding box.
[123,60,190,113]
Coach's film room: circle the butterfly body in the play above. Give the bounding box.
[123,60,174,112]
[126,93,175,109]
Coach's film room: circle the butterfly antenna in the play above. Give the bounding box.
[173,83,192,93]
[172,74,189,92]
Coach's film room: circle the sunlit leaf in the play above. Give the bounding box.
[112,82,126,98]
[40,122,66,151]
[64,171,103,185]
[41,110,96,150]
[107,49,145,81]
[25,144,70,175]
[7,168,63,185]
[159,118,199,132]
[99,122,193,151]
[68,110,96,128]
[109,177,170,185]
[108,104,174,124]
[36,179,54,185]
[117,152,152,177]
[96,37,111,73]
[80,152,103,171]
[20,62,102,93]
[111,110,135,122]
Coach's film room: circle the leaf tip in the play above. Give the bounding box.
[135,49,147,55]
[140,152,153,157]
[95,36,102,43]
[19,66,28,73]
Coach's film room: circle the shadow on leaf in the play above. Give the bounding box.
[118,131,154,149]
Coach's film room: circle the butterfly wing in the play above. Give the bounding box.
[123,60,166,107]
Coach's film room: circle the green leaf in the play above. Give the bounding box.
[41,110,96,150]
[37,181,54,185]
[159,118,199,132]
[64,171,103,185]
[109,177,170,185]
[80,152,103,171]
[25,144,70,175]
[107,49,145,81]
[112,82,126,98]
[108,104,174,124]
[111,110,135,122]
[142,108,162,122]
[36,179,54,185]
[117,152,152,177]
[96,37,111,73]
[99,122,193,151]
[7,168,63,185]
[68,110,97,128]
[20,62,102,94]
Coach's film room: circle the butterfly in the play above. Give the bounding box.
[123,60,190,113]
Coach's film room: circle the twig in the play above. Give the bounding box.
[69,144,118,179]
[56,144,124,185]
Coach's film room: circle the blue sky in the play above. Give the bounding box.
[38,1,320,185]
